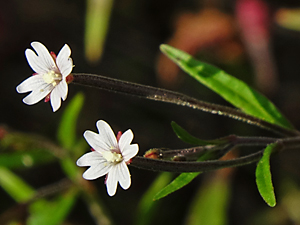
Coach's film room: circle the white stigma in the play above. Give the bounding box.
[42,70,62,86]
[102,151,123,163]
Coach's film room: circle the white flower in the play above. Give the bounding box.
[76,120,139,196]
[16,41,73,112]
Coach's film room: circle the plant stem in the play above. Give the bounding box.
[156,135,277,160]
[133,135,300,172]
[130,151,264,173]
[72,73,299,137]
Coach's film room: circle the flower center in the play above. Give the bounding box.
[102,151,123,164]
[43,70,62,86]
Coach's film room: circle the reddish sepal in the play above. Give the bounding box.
[44,93,51,102]
[50,51,57,60]
[66,74,74,84]
[116,131,122,142]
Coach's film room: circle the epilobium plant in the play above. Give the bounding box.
[16,42,73,112]
[13,42,300,210]
[77,120,139,196]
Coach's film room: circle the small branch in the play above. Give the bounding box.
[227,135,278,146]
[31,178,73,201]
[72,73,299,137]
[132,135,300,173]
[157,145,220,160]
[130,150,264,173]
[155,135,278,160]
[279,136,300,150]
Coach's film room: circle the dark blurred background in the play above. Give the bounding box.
[1,0,300,224]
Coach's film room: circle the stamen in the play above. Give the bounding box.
[102,151,123,163]
[42,70,62,86]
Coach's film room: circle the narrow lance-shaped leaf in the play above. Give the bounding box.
[57,93,85,181]
[135,172,172,225]
[154,138,219,200]
[0,167,35,202]
[171,121,229,145]
[160,44,293,129]
[85,0,113,62]
[57,93,84,149]
[153,122,231,200]
[154,172,200,200]
[255,143,279,207]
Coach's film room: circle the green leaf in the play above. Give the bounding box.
[154,137,227,200]
[135,173,172,225]
[185,176,230,225]
[60,157,80,181]
[57,93,84,149]
[255,143,277,207]
[171,121,228,145]
[154,172,200,200]
[57,93,86,181]
[85,0,113,62]
[0,167,35,202]
[0,151,55,169]
[160,44,292,129]
[27,188,78,225]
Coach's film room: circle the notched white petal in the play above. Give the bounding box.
[25,49,48,74]
[82,164,112,180]
[117,162,131,190]
[76,151,104,166]
[122,144,139,162]
[96,120,118,150]
[119,129,134,151]
[31,42,56,71]
[84,130,112,153]
[106,168,118,196]
[16,75,45,93]
[77,152,112,180]
[52,80,68,101]
[22,87,52,105]
[56,44,73,77]
[50,88,62,112]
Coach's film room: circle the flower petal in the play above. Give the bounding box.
[22,85,53,105]
[50,88,61,112]
[76,151,105,166]
[16,75,45,93]
[25,49,49,74]
[56,44,73,77]
[119,129,134,150]
[96,120,118,150]
[122,144,139,162]
[84,130,114,153]
[117,162,131,190]
[119,129,139,161]
[30,42,57,71]
[57,80,68,101]
[77,152,112,180]
[106,167,118,196]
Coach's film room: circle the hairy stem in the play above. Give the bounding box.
[72,73,299,137]
[156,135,278,160]
[130,151,264,173]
